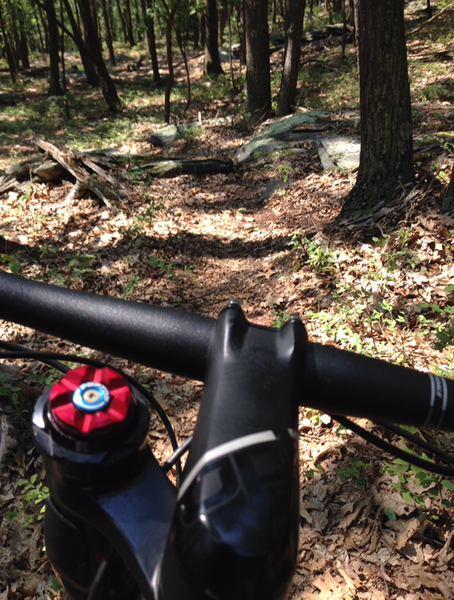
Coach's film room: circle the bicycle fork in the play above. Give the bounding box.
[33,302,307,600]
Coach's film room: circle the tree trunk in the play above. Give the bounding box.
[176,26,191,110]
[218,3,227,46]
[200,12,206,47]
[15,2,30,69]
[76,0,121,111]
[442,169,454,214]
[0,0,18,81]
[143,0,160,81]
[164,16,174,123]
[204,0,223,75]
[191,12,199,49]
[340,0,414,218]
[245,0,271,120]
[114,0,128,43]
[33,3,46,53]
[238,1,246,65]
[63,0,100,86]
[38,2,49,52]
[44,0,64,95]
[277,0,305,116]
[100,0,116,65]
[124,0,135,46]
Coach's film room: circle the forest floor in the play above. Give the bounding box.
[2,7,454,600]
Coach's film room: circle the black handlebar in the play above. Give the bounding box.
[0,271,453,430]
[2,270,454,600]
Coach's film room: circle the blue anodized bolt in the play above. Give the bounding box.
[72,382,111,413]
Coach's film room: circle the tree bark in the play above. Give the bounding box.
[44,0,64,95]
[62,0,100,86]
[100,0,116,65]
[114,0,128,43]
[143,0,160,81]
[442,169,454,214]
[0,0,18,81]
[204,0,223,75]
[340,0,414,218]
[218,3,227,45]
[124,0,135,46]
[76,0,121,111]
[176,26,191,111]
[245,0,271,120]
[277,0,305,116]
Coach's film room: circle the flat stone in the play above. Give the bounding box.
[316,136,360,170]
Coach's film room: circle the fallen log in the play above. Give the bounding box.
[137,158,234,178]
[0,139,235,202]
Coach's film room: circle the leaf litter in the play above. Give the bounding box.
[1,56,454,600]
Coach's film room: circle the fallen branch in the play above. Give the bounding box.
[34,134,124,211]
[407,3,453,38]
[0,140,234,201]
[137,158,233,178]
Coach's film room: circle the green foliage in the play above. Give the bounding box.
[271,311,290,328]
[289,233,338,276]
[420,291,454,351]
[29,369,61,387]
[1,253,22,275]
[66,253,97,282]
[265,162,294,183]
[385,447,454,518]
[148,256,175,279]
[4,475,49,526]
[121,274,145,299]
[0,374,27,421]
[122,198,164,238]
[338,460,372,488]
[373,230,420,271]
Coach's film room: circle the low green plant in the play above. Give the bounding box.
[374,230,420,272]
[66,253,97,283]
[303,407,323,426]
[29,369,62,387]
[385,448,454,518]
[0,374,27,421]
[338,460,372,487]
[4,474,49,526]
[121,274,145,299]
[122,198,163,237]
[271,311,290,328]
[420,286,454,351]
[182,124,202,143]
[265,162,294,183]
[148,256,175,279]
[289,233,338,276]
[1,253,22,275]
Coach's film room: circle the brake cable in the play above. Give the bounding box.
[333,415,454,478]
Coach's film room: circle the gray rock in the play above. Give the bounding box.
[235,111,360,171]
[315,136,360,170]
[146,122,201,147]
[235,111,329,164]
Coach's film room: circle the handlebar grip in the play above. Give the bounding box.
[0,272,215,381]
[303,343,454,431]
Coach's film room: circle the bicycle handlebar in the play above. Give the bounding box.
[1,271,454,600]
[0,271,453,431]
